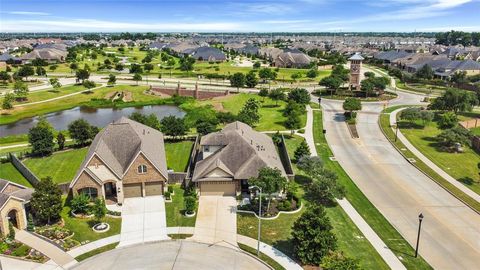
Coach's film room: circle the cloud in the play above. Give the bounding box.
[8,11,50,16]
[0,19,243,32]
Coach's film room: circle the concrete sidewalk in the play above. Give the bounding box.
[390,108,480,203]
[303,105,406,270]
[236,234,302,270]
[0,256,61,270]
[15,230,76,268]
[67,235,120,258]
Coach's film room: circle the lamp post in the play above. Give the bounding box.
[249,185,262,257]
[415,213,424,258]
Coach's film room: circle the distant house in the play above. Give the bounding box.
[0,179,33,235]
[0,52,20,64]
[191,47,226,62]
[69,117,168,204]
[20,48,67,63]
[192,121,290,196]
[273,49,312,68]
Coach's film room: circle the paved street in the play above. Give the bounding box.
[70,240,269,270]
[118,196,169,247]
[191,196,237,247]
[318,91,480,269]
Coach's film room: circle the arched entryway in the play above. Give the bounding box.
[7,209,19,228]
[104,182,117,204]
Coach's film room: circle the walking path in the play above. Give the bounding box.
[0,255,61,270]
[14,83,106,107]
[390,108,480,203]
[303,105,407,270]
[15,229,76,268]
[67,235,120,258]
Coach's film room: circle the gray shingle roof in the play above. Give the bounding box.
[191,47,226,61]
[0,178,33,209]
[71,117,168,186]
[192,121,286,182]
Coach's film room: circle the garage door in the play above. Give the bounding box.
[145,181,163,196]
[123,183,142,198]
[200,182,236,196]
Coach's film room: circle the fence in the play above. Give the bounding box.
[472,136,480,153]
[184,135,200,187]
[168,173,187,184]
[279,135,295,180]
[9,153,40,187]
[460,119,480,129]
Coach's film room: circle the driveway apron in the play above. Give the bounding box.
[192,196,237,247]
[118,196,169,247]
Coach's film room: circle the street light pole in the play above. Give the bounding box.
[249,185,262,257]
[415,213,424,258]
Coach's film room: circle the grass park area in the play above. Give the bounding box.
[165,184,196,227]
[398,113,480,195]
[2,84,92,106]
[200,93,307,131]
[379,107,480,212]
[237,134,390,269]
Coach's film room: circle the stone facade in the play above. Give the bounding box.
[71,170,104,198]
[0,198,26,235]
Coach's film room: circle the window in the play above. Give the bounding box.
[79,187,98,199]
[137,165,147,174]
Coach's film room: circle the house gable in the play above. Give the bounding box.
[123,152,166,184]
[206,167,233,178]
[71,170,103,196]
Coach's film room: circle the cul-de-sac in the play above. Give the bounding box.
[0,1,480,269]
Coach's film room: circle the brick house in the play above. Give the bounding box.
[0,179,33,235]
[69,117,168,204]
[191,121,288,196]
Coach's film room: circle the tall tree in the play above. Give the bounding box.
[268,88,285,106]
[230,72,245,90]
[179,56,195,71]
[292,205,337,265]
[49,78,62,91]
[294,140,311,161]
[68,119,98,145]
[288,88,310,104]
[415,64,434,80]
[133,73,142,85]
[319,76,342,96]
[160,116,187,138]
[429,89,478,114]
[237,98,260,126]
[75,69,90,83]
[13,81,29,101]
[107,74,116,86]
[28,118,55,156]
[245,71,258,88]
[30,177,63,224]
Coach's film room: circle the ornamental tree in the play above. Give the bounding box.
[30,177,63,224]
[249,167,288,214]
[237,98,260,126]
[28,118,55,156]
[294,140,311,161]
[291,205,337,265]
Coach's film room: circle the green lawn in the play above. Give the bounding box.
[399,118,480,195]
[0,162,32,187]
[201,93,307,131]
[165,140,194,172]
[75,242,118,262]
[24,148,88,184]
[313,110,432,270]
[61,199,121,243]
[165,184,197,227]
[471,126,480,136]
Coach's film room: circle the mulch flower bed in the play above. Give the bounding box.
[0,237,47,262]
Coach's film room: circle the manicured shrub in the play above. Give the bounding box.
[184,196,196,215]
[167,185,174,193]
[165,191,171,200]
[70,194,90,214]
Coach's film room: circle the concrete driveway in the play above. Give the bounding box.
[118,196,169,247]
[192,196,237,247]
[70,240,269,270]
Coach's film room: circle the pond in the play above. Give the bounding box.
[0,105,186,137]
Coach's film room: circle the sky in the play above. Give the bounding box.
[0,0,479,32]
